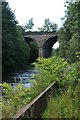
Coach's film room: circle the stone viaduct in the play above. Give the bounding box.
[24,31,58,58]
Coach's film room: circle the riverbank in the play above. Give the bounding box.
[1,56,80,118]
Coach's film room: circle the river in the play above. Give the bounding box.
[3,67,37,88]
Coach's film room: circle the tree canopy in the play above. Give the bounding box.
[24,18,34,31]
[2,2,30,73]
[55,0,80,63]
[38,18,57,32]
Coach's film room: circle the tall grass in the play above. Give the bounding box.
[42,83,79,118]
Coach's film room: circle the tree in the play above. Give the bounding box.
[15,25,30,70]
[29,41,38,63]
[2,2,30,74]
[38,18,57,32]
[25,18,34,31]
[58,0,80,63]
[2,2,17,72]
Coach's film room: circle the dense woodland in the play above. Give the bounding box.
[1,0,80,119]
[2,2,38,74]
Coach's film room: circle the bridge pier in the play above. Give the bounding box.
[38,47,43,57]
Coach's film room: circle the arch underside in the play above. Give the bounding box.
[43,36,57,58]
[24,37,34,43]
[24,36,57,58]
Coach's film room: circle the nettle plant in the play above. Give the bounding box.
[33,56,68,88]
[33,56,80,89]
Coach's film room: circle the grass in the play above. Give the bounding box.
[42,83,79,119]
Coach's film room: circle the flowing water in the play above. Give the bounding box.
[3,67,37,88]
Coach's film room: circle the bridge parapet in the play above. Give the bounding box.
[24,31,56,35]
[13,81,57,119]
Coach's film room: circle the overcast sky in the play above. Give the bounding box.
[6,0,66,48]
[6,0,66,30]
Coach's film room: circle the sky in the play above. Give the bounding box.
[6,0,66,49]
[6,0,66,30]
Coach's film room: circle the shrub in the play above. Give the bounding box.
[2,82,31,118]
[33,56,69,89]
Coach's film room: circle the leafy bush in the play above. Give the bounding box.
[2,83,31,118]
[33,56,80,89]
[33,56,68,88]
[64,62,80,87]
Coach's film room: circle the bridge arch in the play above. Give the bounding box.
[24,37,34,43]
[24,37,39,62]
[43,36,57,58]
[24,32,58,57]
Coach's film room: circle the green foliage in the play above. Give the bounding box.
[29,41,39,63]
[24,18,34,31]
[64,62,80,86]
[52,48,60,56]
[38,18,57,32]
[2,82,31,118]
[34,56,79,118]
[33,56,80,89]
[1,56,80,118]
[2,2,30,73]
[66,32,80,62]
[14,25,30,70]
[57,1,80,63]
[33,56,69,88]
[2,1,80,119]
[2,2,17,72]
[42,83,79,118]
[1,80,41,118]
